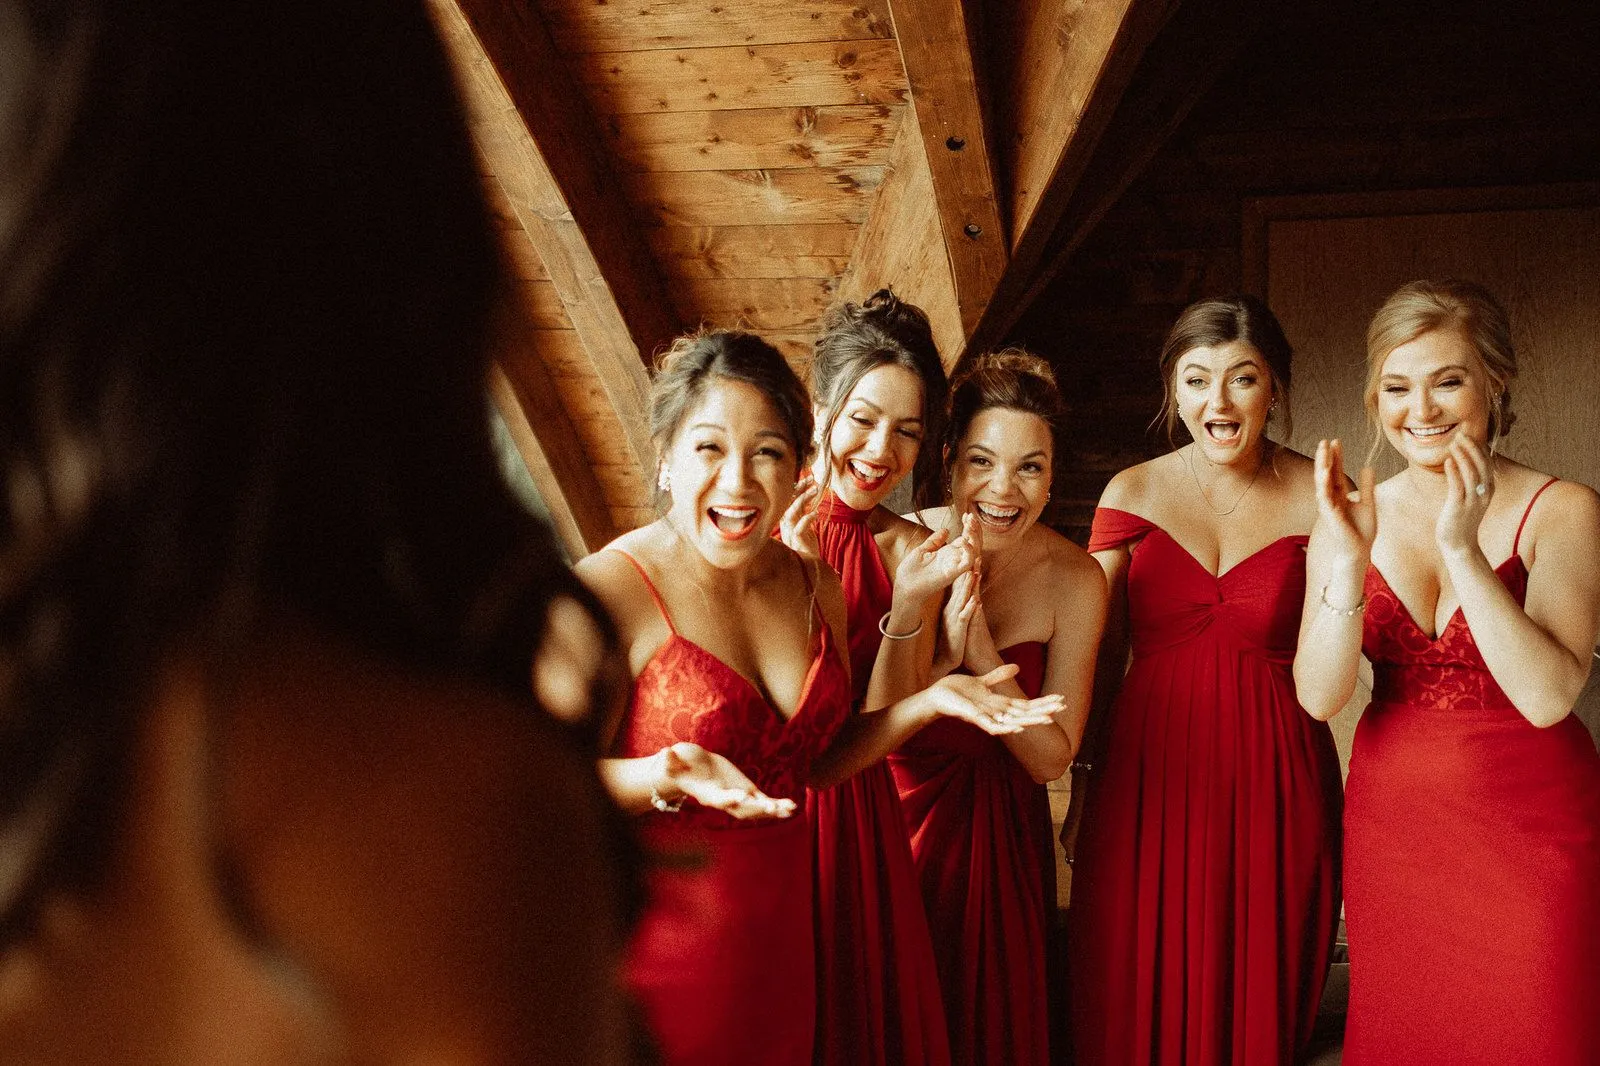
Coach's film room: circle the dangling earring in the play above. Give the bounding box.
[657,466,671,493]
[1268,397,1279,421]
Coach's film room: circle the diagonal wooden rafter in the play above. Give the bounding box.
[432,0,677,493]
[883,0,1008,337]
[960,0,1183,358]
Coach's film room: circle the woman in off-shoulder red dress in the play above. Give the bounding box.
[1296,280,1600,1066]
[889,351,1107,1065]
[1070,297,1341,1066]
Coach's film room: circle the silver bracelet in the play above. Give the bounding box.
[878,611,924,641]
[1319,583,1367,618]
[649,787,684,814]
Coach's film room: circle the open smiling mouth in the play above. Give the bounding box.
[1405,424,1455,442]
[847,458,889,491]
[973,501,1022,530]
[1204,420,1242,443]
[708,506,758,540]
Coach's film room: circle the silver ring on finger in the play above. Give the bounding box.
[1475,482,1488,497]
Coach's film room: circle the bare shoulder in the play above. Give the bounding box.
[1528,476,1600,543]
[873,506,935,564]
[1099,454,1180,516]
[1037,525,1108,598]
[572,527,660,632]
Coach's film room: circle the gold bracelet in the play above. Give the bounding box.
[1319,583,1367,618]
[878,611,924,641]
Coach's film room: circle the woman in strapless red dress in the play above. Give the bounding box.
[1069,297,1342,1066]
[889,350,1108,1066]
[580,331,1062,1066]
[1295,279,1600,1066]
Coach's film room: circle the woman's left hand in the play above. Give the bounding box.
[922,666,1064,736]
[778,474,821,558]
[1438,433,1493,557]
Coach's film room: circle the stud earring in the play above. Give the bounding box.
[658,468,671,493]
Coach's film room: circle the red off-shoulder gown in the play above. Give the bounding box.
[1344,479,1600,1066]
[809,492,952,1066]
[611,551,852,1066]
[889,642,1055,1066]
[1069,508,1342,1066]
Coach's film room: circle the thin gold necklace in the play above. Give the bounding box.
[1184,441,1270,517]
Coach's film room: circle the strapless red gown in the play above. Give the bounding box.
[1069,509,1342,1066]
[809,493,951,1066]
[1345,480,1600,1066]
[889,642,1055,1066]
[610,551,852,1066]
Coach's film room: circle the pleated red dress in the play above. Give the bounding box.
[889,642,1055,1066]
[809,492,951,1066]
[1344,479,1600,1066]
[611,551,852,1066]
[1069,508,1342,1066]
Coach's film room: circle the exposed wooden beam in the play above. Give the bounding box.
[884,0,1009,336]
[1009,0,1271,325]
[432,0,674,487]
[839,116,964,369]
[962,0,1181,357]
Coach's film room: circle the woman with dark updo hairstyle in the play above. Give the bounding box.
[582,329,1057,1066]
[1070,295,1341,1066]
[890,349,1107,1066]
[0,1,634,1061]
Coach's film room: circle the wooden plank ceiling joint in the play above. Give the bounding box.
[885,0,1009,338]
[433,0,677,497]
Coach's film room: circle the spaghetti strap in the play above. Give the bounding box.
[608,549,678,635]
[1512,477,1559,558]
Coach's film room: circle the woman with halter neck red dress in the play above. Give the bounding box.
[1295,280,1600,1066]
[887,350,1107,1066]
[1068,296,1342,1066]
[580,331,1063,1066]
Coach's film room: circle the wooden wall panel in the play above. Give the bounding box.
[623,167,883,226]
[575,40,907,115]
[541,0,892,53]
[603,104,900,172]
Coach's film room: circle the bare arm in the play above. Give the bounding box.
[1293,440,1375,720]
[1442,446,1600,726]
[860,516,977,714]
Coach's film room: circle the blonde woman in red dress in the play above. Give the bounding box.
[1295,279,1600,1066]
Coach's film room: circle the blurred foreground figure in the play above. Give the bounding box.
[0,2,632,1062]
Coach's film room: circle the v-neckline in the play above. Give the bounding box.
[1369,554,1523,644]
[1109,509,1305,581]
[651,629,830,726]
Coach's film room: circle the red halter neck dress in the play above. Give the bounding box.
[1343,478,1600,1066]
[1068,508,1342,1066]
[611,550,852,1066]
[809,491,951,1066]
[889,641,1056,1066]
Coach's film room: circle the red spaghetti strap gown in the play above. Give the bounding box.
[610,551,852,1066]
[809,492,951,1066]
[1069,508,1342,1066]
[1344,479,1600,1066]
[889,642,1055,1066]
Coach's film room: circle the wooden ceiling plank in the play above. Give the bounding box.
[963,0,1181,356]
[838,117,965,368]
[623,167,884,227]
[434,0,675,487]
[490,360,615,557]
[646,223,860,279]
[667,277,837,332]
[604,104,900,173]
[542,0,893,53]
[1008,0,1270,329]
[884,0,1009,336]
[576,40,907,115]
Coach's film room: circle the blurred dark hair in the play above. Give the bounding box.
[650,329,813,495]
[811,288,947,509]
[0,1,618,935]
[1155,295,1294,444]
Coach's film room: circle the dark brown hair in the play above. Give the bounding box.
[943,348,1063,482]
[811,289,948,508]
[650,329,813,494]
[1155,295,1294,444]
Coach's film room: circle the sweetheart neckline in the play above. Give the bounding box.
[1095,507,1306,581]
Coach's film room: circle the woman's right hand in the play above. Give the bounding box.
[1314,439,1377,562]
[894,515,977,607]
[659,743,796,820]
[777,474,822,559]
